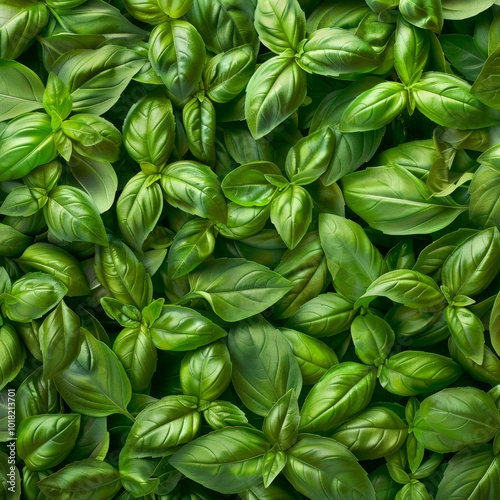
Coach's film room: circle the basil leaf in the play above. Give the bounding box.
[37,459,121,499]
[342,166,467,235]
[270,185,312,249]
[54,45,143,115]
[0,223,32,257]
[113,325,157,393]
[45,185,107,246]
[331,407,408,461]
[285,293,356,338]
[228,315,302,416]
[0,186,46,217]
[158,0,194,18]
[399,0,443,32]
[0,324,25,391]
[280,328,338,384]
[284,434,376,500]
[117,173,163,254]
[180,340,231,401]
[149,20,205,102]
[216,203,269,239]
[441,0,496,20]
[202,400,249,430]
[183,95,216,165]
[150,304,227,351]
[39,300,83,380]
[300,362,377,432]
[245,56,307,139]
[18,414,81,471]
[187,258,292,322]
[263,389,300,451]
[413,387,500,453]
[161,160,227,223]
[379,351,462,396]
[0,58,45,121]
[491,291,500,357]
[124,395,200,458]
[254,0,305,54]
[167,218,216,279]
[221,161,281,207]
[94,236,153,309]
[184,0,257,54]
[53,330,132,418]
[441,227,500,298]
[339,82,407,133]
[469,164,500,229]
[297,28,380,77]
[435,445,500,500]
[440,34,485,82]
[43,72,72,125]
[170,427,270,494]
[319,213,387,302]
[471,43,500,108]
[0,113,57,182]
[412,72,500,129]
[16,366,59,421]
[204,44,256,104]
[445,305,485,365]
[1,272,67,323]
[15,242,89,297]
[351,312,395,366]
[394,15,430,86]
[68,153,118,214]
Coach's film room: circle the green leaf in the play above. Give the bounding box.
[113,324,157,393]
[342,166,467,235]
[54,45,143,115]
[158,0,194,18]
[280,328,338,384]
[117,172,163,254]
[441,0,496,20]
[394,15,430,86]
[285,293,356,338]
[440,34,485,82]
[396,480,432,500]
[94,236,153,309]
[319,214,387,302]
[300,362,377,432]
[441,227,500,298]
[339,82,407,133]
[148,20,205,101]
[399,0,443,32]
[284,434,376,500]
[37,459,121,499]
[445,305,485,365]
[262,449,287,488]
[412,72,500,129]
[379,351,462,396]
[167,218,216,279]
[254,0,305,54]
[43,72,72,124]
[53,330,132,418]
[469,164,500,229]
[124,395,200,458]
[228,315,302,416]
[263,389,300,451]
[0,324,25,391]
[351,312,395,366]
[45,185,108,246]
[0,113,57,182]
[202,400,249,430]
[204,44,256,104]
[1,272,67,323]
[161,160,227,223]
[180,340,231,401]
[435,445,500,500]
[183,95,216,165]
[331,407,408,461]
[187,258,292,322]
[491,291,500,357]
[356,269,446,312]
[222,161,281,207]
[17,414,80,471]
[39,300,83,380]
[150,304,227,351]
[297,28,380,77]
[0,186,46,217]
[0,58,45,121]
[16,242,90,297]
[270,185,312,249]
[170,427,270,494]
[413,387,500,453]
[245,56,307,139]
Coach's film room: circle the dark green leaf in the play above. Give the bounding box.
[263,389,300,451]
[0,324,25,391]
[471,42,500,109]
[399,0,443,32]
